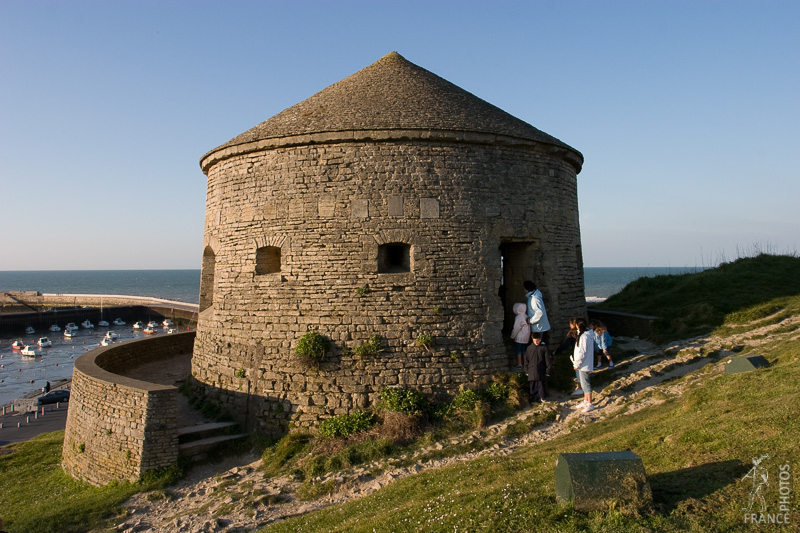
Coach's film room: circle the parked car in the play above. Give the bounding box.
[37,389,70,405]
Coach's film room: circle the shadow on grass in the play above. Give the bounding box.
[649,459,748,512]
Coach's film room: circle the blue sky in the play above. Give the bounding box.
[1,0,797,270]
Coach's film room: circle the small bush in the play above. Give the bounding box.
[318,411,376,438]
[379,388,427,416]
[379,411,424,444]
[352,334,382,358]
[415,333,433,350]
[294,332,331,367]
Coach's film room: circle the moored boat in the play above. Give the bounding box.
[49,324,61,332]
[65,323,79,331]
[162,319,175,328]
[25,326,35,335]
[37,337,52,347]
[12,339,24,350]
[113,318,126,326]
[98,320,110,327]
[21,345,39,357]
[133,321,144,329]
[143,325,157,334]
[81,320,95,329]
[64,329,77,338]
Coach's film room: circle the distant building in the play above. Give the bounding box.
[193,52,585,435]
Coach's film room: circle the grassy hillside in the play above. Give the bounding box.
[262,300,800,532]
[596,254,800,341]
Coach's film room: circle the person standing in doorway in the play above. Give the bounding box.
[523,280,551,344]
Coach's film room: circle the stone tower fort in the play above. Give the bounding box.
[193,52,585,435]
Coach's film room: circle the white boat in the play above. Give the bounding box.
[25,326,35,335]
[37,337,52,347]
[133,321,144,329]
[49,324,61,332]
[101,337,115,346]
[104,331,119,340]
[98,320,110,327]
[162,319,175,328]
[143,326,157,334]
[12,340,24,350]
[146,321,159,328]
[81,320,95,329]
[65,323,79,331]
[167,328,177,334]
[64,329,77,338]
[113,318,126,326]
[21,345,39,357]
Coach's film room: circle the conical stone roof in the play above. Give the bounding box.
[204,52,582,168]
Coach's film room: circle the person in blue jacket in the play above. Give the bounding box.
[590,320,615,368]
[523,280,550,343]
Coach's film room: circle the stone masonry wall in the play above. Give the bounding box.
[62,333,194,486]
[193,138,585,436]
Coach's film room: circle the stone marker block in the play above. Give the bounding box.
[555,451,651,512]
[724,355,770,374]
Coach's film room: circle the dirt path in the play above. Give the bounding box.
[110,313,800,533]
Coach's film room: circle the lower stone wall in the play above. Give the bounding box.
[61,332,195,486]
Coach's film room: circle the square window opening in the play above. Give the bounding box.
[378,243,411,273]
[256,246,281,275]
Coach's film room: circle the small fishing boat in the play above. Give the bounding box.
[81,320,95,329]
[162,319,175,328]
[21,345,39,357]
[113,318,126,326]
[143,325,157,334]
[146,321,159,329]
[101,337,115,346]
[64,329,77,338]
[167,328,177,334]
[133,321,144,329]
[98,320,110,327]
[65,323,79,331]
[25,326,35,335]
[104,331,119,340]
[49,324,61,332]
[37,337,52,347]
[12,340,24,350]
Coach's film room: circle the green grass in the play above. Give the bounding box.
[0,431,181,533]
[261,333,800,532]
[596,254,800,341]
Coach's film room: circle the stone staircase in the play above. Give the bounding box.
[177,421,248,460]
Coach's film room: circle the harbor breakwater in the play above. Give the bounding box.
[0,291,199,335]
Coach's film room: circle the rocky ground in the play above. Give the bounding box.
[108,313,800,533]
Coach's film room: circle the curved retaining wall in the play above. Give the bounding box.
[62,332,195,486]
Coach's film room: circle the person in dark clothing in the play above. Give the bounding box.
[524,332,553,403]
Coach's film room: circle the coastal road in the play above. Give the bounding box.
[0,403,68,446]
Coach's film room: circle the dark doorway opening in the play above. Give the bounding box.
[499,241,538,335]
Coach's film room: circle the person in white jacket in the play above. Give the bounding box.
[570,317,596,413]
[510,302,531,368]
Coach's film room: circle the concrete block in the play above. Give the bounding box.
[724,355,770,374]
[555,451,651,511]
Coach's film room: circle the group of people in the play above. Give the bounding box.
[509,280,614,414]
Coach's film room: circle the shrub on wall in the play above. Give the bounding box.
[352,334,382,358]
[294,332,331,368]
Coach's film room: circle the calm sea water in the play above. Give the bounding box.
[0,270,201,304]
[0,267,699,405]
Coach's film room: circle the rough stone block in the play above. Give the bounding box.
[555,451,651,511]
[724,355,770,374]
